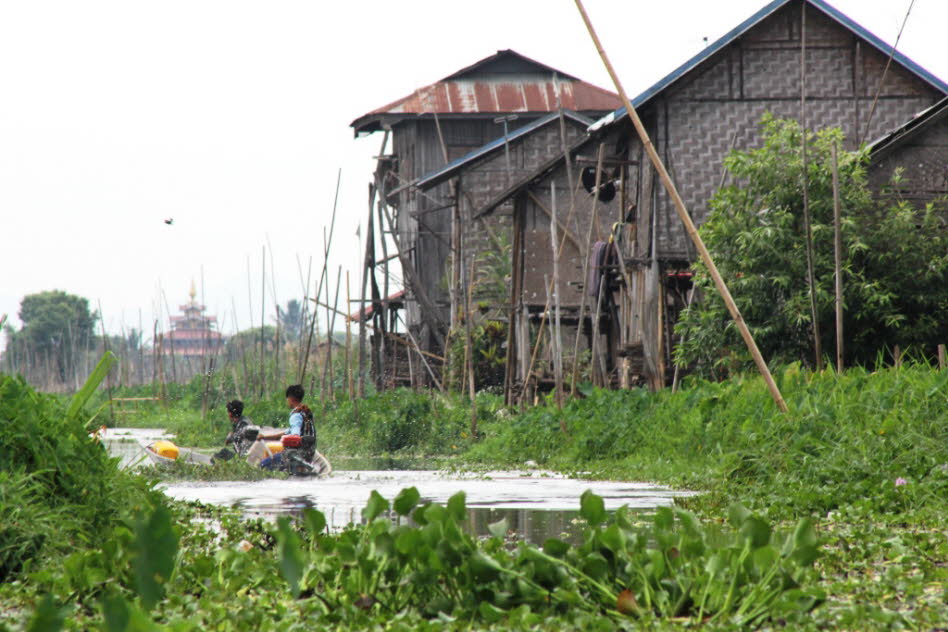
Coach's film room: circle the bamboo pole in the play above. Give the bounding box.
[301,172,341,385]
[159,287,178,384]
[358,185,374,398]
[570,143,605,397]
[938,344,946,370]
[858,0,916,145]
[266,238,281,384]
[573,0,789,412]
[549,182,564,408]
[503,199,523,405]
[321,266,343,399]
[345,272,354,400]
[831,142,844,373]
[800,2,823,371]
[97,300,115,424]
[259,246,266,397]
[246,256,256,391]
[591,274,608,385]
[465,257,477,436]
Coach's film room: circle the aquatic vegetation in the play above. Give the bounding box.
[17,490,823,630]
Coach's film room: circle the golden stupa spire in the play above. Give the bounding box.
[189,279,197,303]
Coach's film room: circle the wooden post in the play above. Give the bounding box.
[831,142,844,372]
[573,0,789,412]
[893,345,902,369]
[938,344,946,370]
[800,2,824,371]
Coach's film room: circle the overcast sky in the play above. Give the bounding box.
[1,0,944,349]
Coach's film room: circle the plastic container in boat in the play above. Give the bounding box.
[151,440,179,460]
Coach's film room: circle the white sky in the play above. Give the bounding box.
[1,0,945,349]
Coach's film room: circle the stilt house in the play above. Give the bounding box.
[413,0,947,396]
[350,50,620,378]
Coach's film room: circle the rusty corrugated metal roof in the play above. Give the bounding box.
[351,50,620,134]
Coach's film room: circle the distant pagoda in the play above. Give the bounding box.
[167,282,224,357]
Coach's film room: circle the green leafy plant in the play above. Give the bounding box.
[676,115,948,375]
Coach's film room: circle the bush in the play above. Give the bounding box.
[0,373,162,582]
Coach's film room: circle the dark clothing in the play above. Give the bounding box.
[224,416,256,456]
[260,452,284,470]
[587,241,615,300]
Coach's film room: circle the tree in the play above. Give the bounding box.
[675,115,948,377]
[2,290,98,381]
[225,326,278,361]
[277,299,304,342]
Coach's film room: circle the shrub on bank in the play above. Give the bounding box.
[469,364,948,519]
[0,374,162,583]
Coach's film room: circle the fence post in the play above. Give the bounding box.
[938,344,946,370]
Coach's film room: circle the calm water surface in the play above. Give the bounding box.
[104,428,696,543]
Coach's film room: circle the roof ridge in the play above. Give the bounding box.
[589,0,948,132]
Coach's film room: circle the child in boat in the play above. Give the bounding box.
[213,400,255,461]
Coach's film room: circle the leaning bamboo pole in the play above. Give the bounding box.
[573,0,788,412]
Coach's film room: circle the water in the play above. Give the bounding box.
[160,470,695,543]
[100,427,170,469]
[104,429,697,544]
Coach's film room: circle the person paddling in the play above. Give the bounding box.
[258,384,315,471]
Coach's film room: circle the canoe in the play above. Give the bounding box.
[143,441,213,467]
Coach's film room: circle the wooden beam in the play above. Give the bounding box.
[573,0,789,413]
[526,190,583,252]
